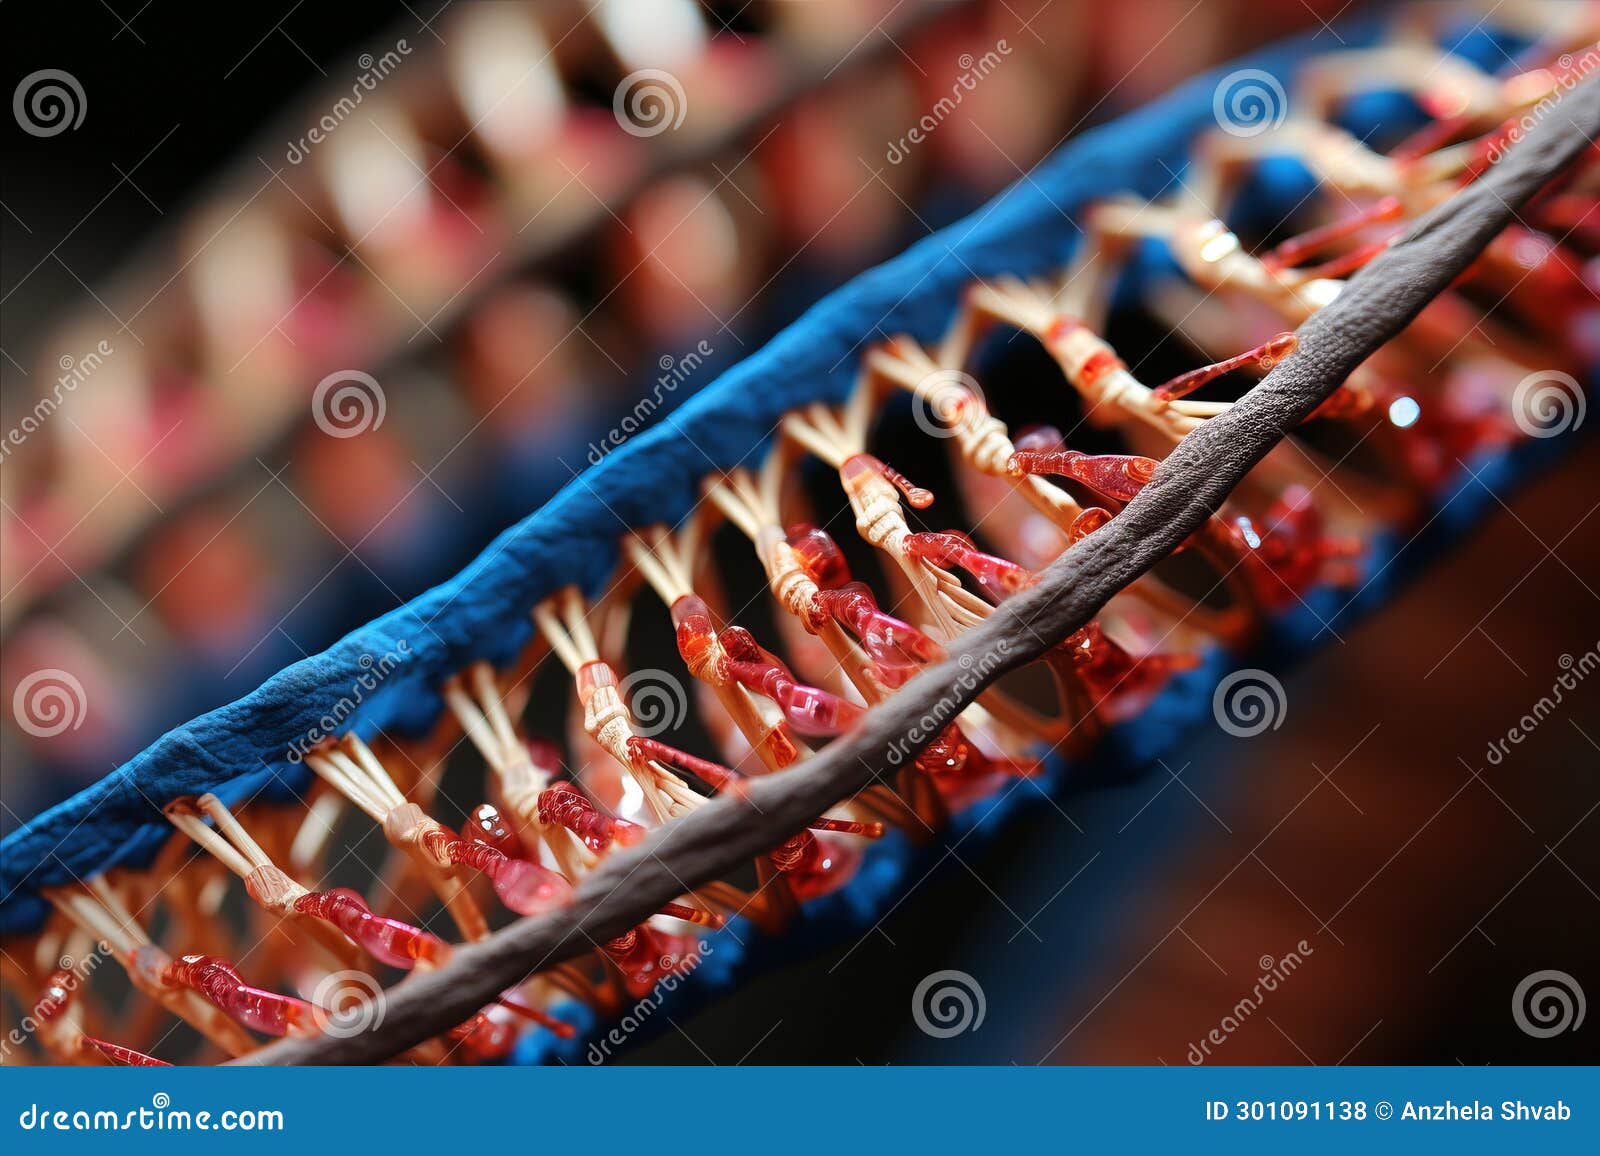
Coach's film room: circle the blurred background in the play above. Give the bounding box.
[3,0,1595,1064]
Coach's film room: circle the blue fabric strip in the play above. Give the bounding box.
[0,19,1396,933]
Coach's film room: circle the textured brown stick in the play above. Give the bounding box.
[244,76,1600,1065]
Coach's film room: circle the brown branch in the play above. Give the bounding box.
[243,76,1600,1065]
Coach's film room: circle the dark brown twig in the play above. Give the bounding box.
[244,76,1600,1066]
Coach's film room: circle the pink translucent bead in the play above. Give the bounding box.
[602,925,700,999]
[293,887,448,969]
[719,627,864,736]
[162,954,317,1038]
[784,524,852,589]
[1006,449,1157,503]
[538,781,647,852]
[813,582,943,678]
[904,531,1034,602]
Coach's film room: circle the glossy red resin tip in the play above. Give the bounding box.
[904,531,1034,602]
[813,582,944,679]
[1061,623,1200,714]
[1004,451,1157,504]
[439,831,573,917]
[842,453,933,508]
[785,524,852,589]
[1151,333,1298,405]
[293,887,449,969]
[82,1036,170,1066]
[719,626,864,736]
[538,781,647,852]
[1262,197,1402,273]
[463,802,527,859]
[1232,485,1362,606]
[162,954,318,1038]
[602,925,701,998]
